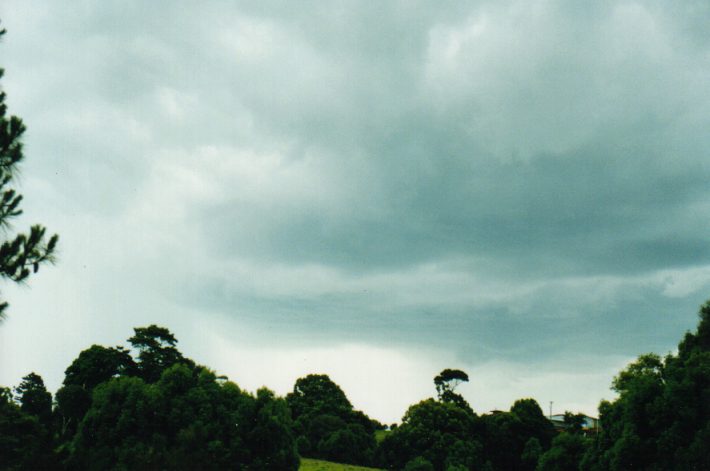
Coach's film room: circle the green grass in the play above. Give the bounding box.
[299,458,383,471]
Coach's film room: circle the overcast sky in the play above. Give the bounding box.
[1,1,709,423]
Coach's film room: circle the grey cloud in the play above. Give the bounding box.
[196,129,710,278]
[165,2,710,280]
[181,267,709,366]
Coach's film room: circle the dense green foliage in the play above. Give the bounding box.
[480,399,556,471]
[538,433,590,471]
[287,374,378,466]
[1,326,300,470]
[61,345,135,390]
[14,373,52,428]
[379,369,554,471]
[128,325,192,383]
[379,371,555,470]
[69,365,297,470]
[580,301,710,470]
[0,386,54,470]
[0,24,58,321]
[379,398,484,470]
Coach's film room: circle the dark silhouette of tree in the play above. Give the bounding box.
[0,387,54,469]
[537,432,589,471]
[128,324,192,383]
[287,374,352,419]
[63,345,135,390]
[69,337,298,470]
[433,368,473,414]
[14,372,52,427]
[481,410,526,470]
[434,369,469,399]
[477,398,556,470]
[0,24,58,321]
[286,374,376,466]
[381,374,559,470]
[55,383,91,442]
[378,398,483,471]
[510,398,556,449]
[521,437,543,470]
[581,300,710,470]
[54,345,135,442]
[247,388,300,471]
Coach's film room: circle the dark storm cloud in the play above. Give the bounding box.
[172,1,710,365]
[2,0,710,413]
[169,1,710,283]
[198,132,710,276]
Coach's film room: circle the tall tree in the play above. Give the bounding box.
[287,374,353,419]
[128,324,190,383]
[537,432,589,471]
[582,300,710,470]
[62,344,135,390]
[510,398,555,449]
[287,374,377,466]
[433,369,472,413]
[0,387,54,469]
[0,24,58,321]
[55,345,135,441]
[433,369,469,399]
[379,399,483,471]
[70,363,299,470]
[14,372,52,427]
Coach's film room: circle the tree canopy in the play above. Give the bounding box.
[379,398,484,471]
[70,364,298,470]
[0,386,54,469]
[580,301,710,470]
[14,373,52,427]
[434,369,469,398]
[4,326,300,470]
[380,369,558,470]
[286,374,377,466]
[128,324,192,383]
[62,345,135,390]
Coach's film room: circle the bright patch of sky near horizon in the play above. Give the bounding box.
[1,0,710,423]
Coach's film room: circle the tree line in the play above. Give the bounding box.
[1,300,709,470]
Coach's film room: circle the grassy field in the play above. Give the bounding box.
[299,458,383,471]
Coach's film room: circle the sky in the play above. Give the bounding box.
[1,1,709,424]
